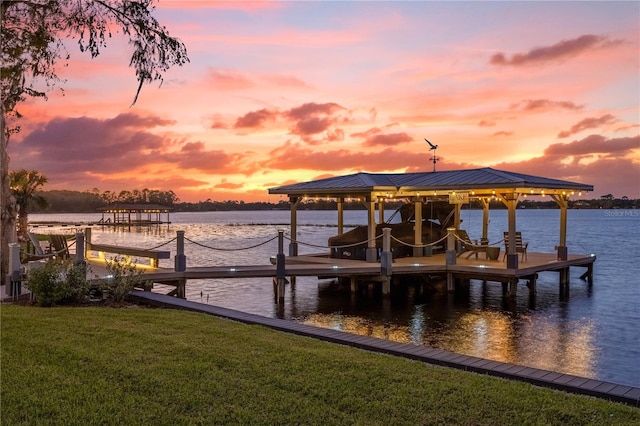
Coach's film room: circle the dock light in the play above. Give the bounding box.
[477,265,487,269]
[590,254,596,257]
[230,268,237,272]
[413,263,421,267]
[332,265,339,269]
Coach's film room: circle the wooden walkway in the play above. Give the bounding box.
[88,250,596,299]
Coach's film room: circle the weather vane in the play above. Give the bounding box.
[424,138,439,172]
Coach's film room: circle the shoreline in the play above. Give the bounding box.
[129,290,640,407]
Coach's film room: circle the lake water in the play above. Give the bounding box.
[29,209,640,387]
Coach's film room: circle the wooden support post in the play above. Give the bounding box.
[381,228,392,296]
[552,194,569,260]
[350,277,357,294]
[275,230,287,304]
[337,197,344,236]
[480,198,490,245]
[84,227,92,257]
[382,277,391,296]
[175,230,186,272]
[559,270,570,299]
[289,197,300,256]
[75,232,85,265]
[366,197,377,263]
[499,193,520,270]
[506,278,518,299]
[445,227,456,266]
[527,274,537,297]
[447,272,455,292]
[177,279,186,299]
[413,198,423,257]
[580,264,593,285]
[378,197,385,224]
[559,267,570,297]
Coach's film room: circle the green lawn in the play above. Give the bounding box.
[1,305,639,425]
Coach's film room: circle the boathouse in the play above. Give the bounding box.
[269,167,595,297]
[97,203,173,226]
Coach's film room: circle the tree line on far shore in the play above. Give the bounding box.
[29,188,640,213]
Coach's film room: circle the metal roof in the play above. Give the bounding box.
[268,167,593,197]
[97,203,174,212]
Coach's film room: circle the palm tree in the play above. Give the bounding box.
[10,169,48,239]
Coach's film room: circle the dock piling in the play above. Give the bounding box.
[274,230,286,303]
[75,232,85,265]
[381,228,392,296]
[175,230,186,272]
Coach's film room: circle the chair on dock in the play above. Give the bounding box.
[456,230,486,259]
[503,232,528,261]
[25,233,71,261]
[21,232,47,263]
[47,234,71,260]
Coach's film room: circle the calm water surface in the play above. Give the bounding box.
[30,209,640,387]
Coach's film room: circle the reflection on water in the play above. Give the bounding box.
[301,280,597,380]
[29,210,639,387]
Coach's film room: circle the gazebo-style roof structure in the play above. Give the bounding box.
[269,167,593,269]
[269,167,593,198]
[97,203,173,226]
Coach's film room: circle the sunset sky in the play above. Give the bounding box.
[8,1,640,202]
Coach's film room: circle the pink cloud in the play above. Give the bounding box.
[286,102,345,119]
[512,99,584,112]
[205,69,254,91]
[545,134,639,156]
[492,135,640,197]
[490,34,621,66]
[362,132,413,147]
[233,108,279,128]
[478,120,495,127]
[557,114,617,138]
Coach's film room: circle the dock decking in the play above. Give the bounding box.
[88,250,595,301]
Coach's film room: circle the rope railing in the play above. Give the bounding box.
[389,233,448,249]
[141,237,177,251]
[184,235,279,252]
[326,234,383,250]
[453,234,503,248]
[20,237,77,260]
[283,234,332,249]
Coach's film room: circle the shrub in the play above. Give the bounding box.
[25,259,90,306]
[100,256,144,303]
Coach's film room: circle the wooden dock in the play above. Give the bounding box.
[89,250,595,301]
